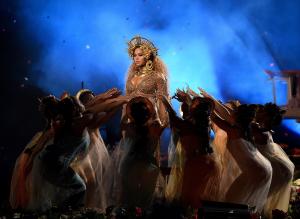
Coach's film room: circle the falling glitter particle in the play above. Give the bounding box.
[24,77,28,81]
[13,19,16,23]
[269,63,274,67]
[27,60,31,64]
[20,84,25,88]
[85,44,90,49]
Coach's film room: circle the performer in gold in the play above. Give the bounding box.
[124,35,169,126]
[113,36,169,207]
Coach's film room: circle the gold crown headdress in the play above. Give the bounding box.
[127,35,158,59]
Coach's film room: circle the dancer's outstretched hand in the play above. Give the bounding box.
[173,89,189,103]
[198,87,212,99]
[87,88,121,107]
[186,88,199,97]
[101,88,122,99]
[108,87,122,97]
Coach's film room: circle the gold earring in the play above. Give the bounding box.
[145,60,153,71]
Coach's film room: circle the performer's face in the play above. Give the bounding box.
[133,47,146,67]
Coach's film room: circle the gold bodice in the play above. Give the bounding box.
[126,71,168,97]
[125,70,169,126]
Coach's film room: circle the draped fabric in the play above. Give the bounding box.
[256,132,294,218]
[165,140,185,202]
[225,138,272,213]
[71,129,111,210]
[10,131,48,209]
[113,123,162,208]
[211,123,241,201]
[166,137,221,208]
[27,129,90,211]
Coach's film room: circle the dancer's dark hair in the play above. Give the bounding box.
[235,104,257,142]
[263,103,285,127]
[38,95,60,130]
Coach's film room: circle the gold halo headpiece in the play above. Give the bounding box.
[127,35,158,59]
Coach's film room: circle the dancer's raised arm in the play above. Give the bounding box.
[173,88,192,105]
[86,88,122,108]
[198,87,235,125]
[186,87,199,98]
[85,95,128,115]
[160,95,184,129]
[88,101,126,129]
[210,113,232,133]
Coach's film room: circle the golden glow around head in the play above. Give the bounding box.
[127,35,158,60]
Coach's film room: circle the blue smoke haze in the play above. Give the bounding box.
[17,0,300,134]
